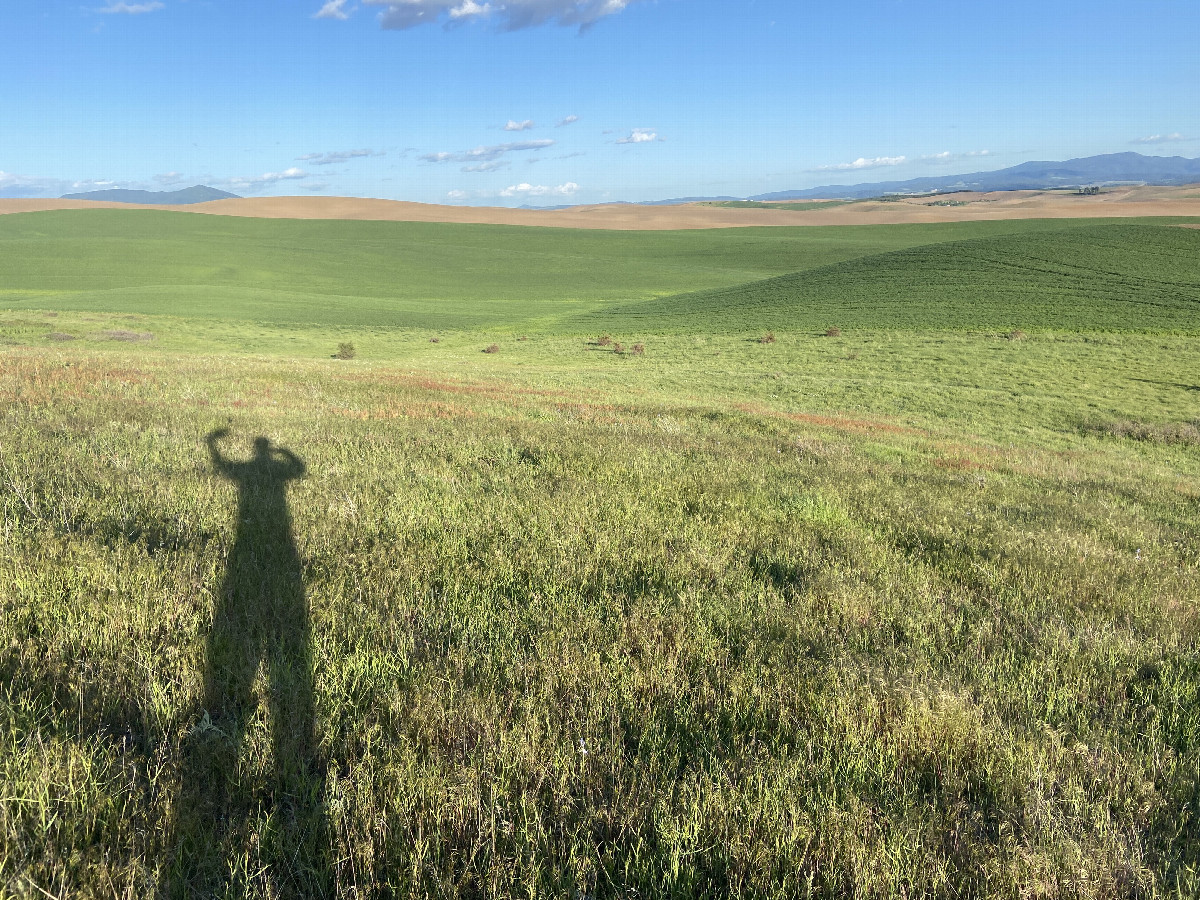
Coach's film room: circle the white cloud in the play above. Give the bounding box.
[461,160,508,172]
[153,171,186,185]
[0,170,73,197]
[420,139,554,163]
[557,115,579,126]
[314,0,351,19]
[354,0,640,31]
[504,119,535,131]
[1132,132,1187,144]
[616,128,659,144]
[449,0,491,18]
[296,148,382,165]
[498,181,578,197]
[816,155,907,171]
[98,1,164,13]
[447,189,469,200]
[218,167,310,193]
[919,149,991,165]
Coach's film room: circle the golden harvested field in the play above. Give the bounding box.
[4,182,1200,230]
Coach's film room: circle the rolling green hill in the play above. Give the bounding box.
[585,223,1200,334]
[3,210,1192,332]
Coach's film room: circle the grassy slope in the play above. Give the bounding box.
[588,223,1200,333]
[2,210,1189,331]
[1,212,1199,898]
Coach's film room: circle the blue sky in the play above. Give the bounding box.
[1,0,1197,205]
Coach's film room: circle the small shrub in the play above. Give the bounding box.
[1007,329,1028,341]
[517,335,529,342]
[631,343,645,356]
[335,342,356,360]
[429,337,440,343]
[845,350,860,360]
[612,342,625,354]
[759,332,776,344]
[825,327,841,337]
[596,335,612,347]
[483,344,500,354]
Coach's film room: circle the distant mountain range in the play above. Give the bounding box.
[60,185,240,204]
[54,152,1200,210]
[745,152,1200,201]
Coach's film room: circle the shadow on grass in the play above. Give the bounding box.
[164,429,329,898]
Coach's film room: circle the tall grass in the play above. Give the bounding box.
[1,349,1197,897]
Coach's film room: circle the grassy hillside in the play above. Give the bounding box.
[588,224,1200,334]
[2,212,1199,897]
[1,210,1190,332]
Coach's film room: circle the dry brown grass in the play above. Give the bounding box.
[6,184,1200,231]
[1091,419,1200,446]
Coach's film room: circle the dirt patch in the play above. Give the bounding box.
[95,329,155,342]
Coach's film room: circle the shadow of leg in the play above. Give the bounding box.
[163,434,328,899]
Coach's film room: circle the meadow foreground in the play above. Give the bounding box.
[1,211,1198,898]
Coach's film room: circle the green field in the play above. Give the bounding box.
[1,210,1199,898]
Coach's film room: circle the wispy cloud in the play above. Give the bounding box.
[616,128,660,144]
[346,0,641,31]
[98,1,164,13]
[296,148,382,165]
[919,149,991,165]
[447,189,469,201]
[557,115,579,127]
[218,167,310,193]
[815,155,907,172]
[0,170,80,197]
[420,139,554,164]
[314,0,351,19]
[461,160,508,173]
[1132,132,1187,145]
[504,119,535,131]
[153,171,187,185]
[499,181,579,198]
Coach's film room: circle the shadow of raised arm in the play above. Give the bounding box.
[206,428,233,477]
[274,445,307,480]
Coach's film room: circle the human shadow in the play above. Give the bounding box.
[165,430,329,898]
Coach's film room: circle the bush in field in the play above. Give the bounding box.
[429,337,441,343]
[759,332,776,344]
[612,342,625,354]
[631,342,645,356]
[335,342,356,359]
[1008,329,1028,341]
[596,335,612,347]
[483,343,500,354]
[825,327,841,337]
